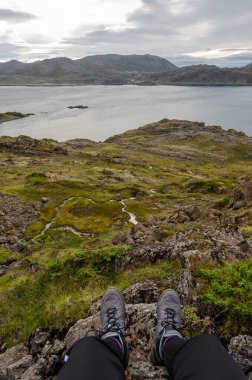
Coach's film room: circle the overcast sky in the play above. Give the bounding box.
[0,0,252,66]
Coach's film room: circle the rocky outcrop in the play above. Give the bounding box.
[0,293,250,379]
[168,205,201,223]
[106,119,249,144]
[0,112,34,124]
[230,176,252,209]
[65,138,98,148]
[116,225,251,270]
[0,136,67,156]
[0,344,29,378]
[0,193,40,253]
[123,280,160,304]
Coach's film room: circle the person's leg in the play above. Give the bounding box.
[57,335,125,380]
[163,333,247,380]
[151,289,246,380]
[57,288,128,380]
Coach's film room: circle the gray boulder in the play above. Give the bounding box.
[229,335,252,373]
[7,355,34,380]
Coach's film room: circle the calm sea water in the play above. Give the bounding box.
[0,85,251,141]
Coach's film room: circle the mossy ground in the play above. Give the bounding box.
[0,124,252,345]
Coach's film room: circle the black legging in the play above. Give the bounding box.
[57,334,246,380]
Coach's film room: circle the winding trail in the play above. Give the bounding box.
[34,195,138,240]
[120,199,138,225]
[54,226,93,237]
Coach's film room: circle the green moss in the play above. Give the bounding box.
[182,306,211,336]
[195,259,252,338]
[240,226,252,238]
[115,260,181,291]
[0,245,127,345]
[214,196,231,209]
[26,172,47,185]
[156,183,170,194]
[0,248,13,262]
[185,179,226,193]
[53,198,129,234]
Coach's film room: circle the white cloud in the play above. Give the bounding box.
[0,0,251,66]
[0,8,36,23]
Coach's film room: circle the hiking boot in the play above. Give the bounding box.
[151,289,184,365]
[100,288,128,367]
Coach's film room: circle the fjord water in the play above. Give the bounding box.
[0,85,251,141]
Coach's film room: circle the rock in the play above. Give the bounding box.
[29,330,51,356]
[0,136,67,156]
[65,139,98,148]
[123,280,159,304]
[169,205,201,224]
[0,344,28,376]
[205,226,252,262]
[178,250,202,303]
[7,355,34,380]
[0,193,38,253]
[229,335,252,373]
[229,178,252,209]
[0,340,7,354]
[202,208,228,224]
[126,362,168,379]
[126,304,156,362]
[0,112,34,124]
[51,340,65,356]
[20,358,47,380]
[45,355,59,376]
[67,105,88,109]
[64,315,100,350]
[41,197,49,204]
[0,268,6,276]
[101,168,114,176]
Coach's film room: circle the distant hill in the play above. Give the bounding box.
[242,63,252,71]
[0,54,176,85]
[140,64,252,85]
[0,54,252,85]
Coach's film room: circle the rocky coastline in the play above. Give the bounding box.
[0,112,34,124]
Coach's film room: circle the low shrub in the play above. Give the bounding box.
[196,259,252,337]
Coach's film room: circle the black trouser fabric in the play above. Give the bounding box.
[163,334,246,380]
[57,336,124,380]
[57,334,246,380]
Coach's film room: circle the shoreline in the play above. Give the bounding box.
[0,83,252,87]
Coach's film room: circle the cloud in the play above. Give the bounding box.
[220,48,252,52]
[61,0,252,65]
[0,42,24,60]
[0,9,37,23]
[1,0,252,66]
[22,33,53,45]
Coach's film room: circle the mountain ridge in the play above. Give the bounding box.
[0,54,252,85]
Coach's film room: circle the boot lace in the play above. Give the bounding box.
[105,306,122,333]
[161,307,176,331]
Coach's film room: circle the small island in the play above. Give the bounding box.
[67,105,89,109]
[0,112,34,124]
